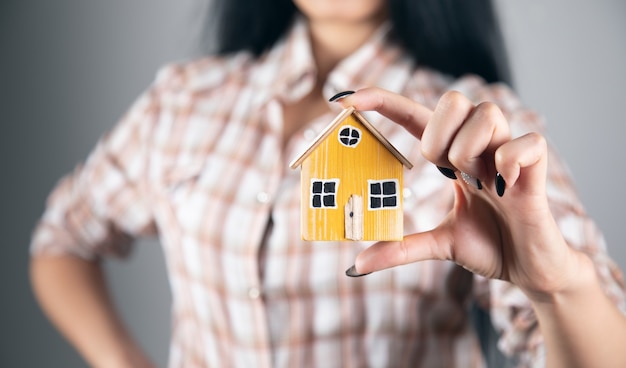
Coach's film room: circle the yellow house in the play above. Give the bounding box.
[289,107,413,241]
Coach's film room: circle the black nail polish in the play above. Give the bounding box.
[345,265,371,277]
[437,166,457,180]
[495,172,506,197]
[329,90,355,102]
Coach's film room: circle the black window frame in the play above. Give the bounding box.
[367,179,399,210]
[337,125,362,148]
[310,178,340,209]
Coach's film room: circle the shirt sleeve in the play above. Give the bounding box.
[461,78,626,366]
[30,81,161,260]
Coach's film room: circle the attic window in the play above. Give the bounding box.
[338,126,362,147]
[368,179,399,210]
[310,179,339,208]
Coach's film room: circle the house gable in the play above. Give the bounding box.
[290,107,410,241]
[289,107,413,170]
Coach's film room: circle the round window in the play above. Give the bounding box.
[338,126,362,147]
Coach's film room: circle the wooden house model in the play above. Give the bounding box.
[289,107,413,241]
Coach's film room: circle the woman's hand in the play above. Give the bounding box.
[336,87,590,300]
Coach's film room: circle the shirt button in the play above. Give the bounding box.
[303,129,317,141]
[247,287,262,299]
[256,191,270,204]
[403,187,412,199]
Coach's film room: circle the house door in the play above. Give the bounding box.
[344,194,363,240]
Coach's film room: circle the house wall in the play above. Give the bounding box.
[300,115,404,241]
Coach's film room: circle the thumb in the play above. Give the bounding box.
[346,228,452,277]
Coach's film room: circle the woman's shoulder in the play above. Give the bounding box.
[404,69,545,134]
[406,68,518,105]
[151,52,256,94]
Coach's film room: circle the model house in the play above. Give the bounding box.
[289,107,413,241]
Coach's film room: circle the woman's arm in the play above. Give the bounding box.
[30,255,155,368]
[530,253,626,368]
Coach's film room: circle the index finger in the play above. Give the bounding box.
[336,87,433,139]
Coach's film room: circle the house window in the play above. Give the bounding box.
[338,126,362,147]
[368,179,399,210]
[310,179,339,209]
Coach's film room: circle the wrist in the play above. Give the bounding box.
[524,250,599,306]
[522,251,626,368]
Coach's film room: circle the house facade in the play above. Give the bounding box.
[290,107,412,241]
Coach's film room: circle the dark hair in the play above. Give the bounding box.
[205,0,511,85]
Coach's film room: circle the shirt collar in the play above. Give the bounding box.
[254,17,413,106]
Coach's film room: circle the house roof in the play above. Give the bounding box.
[289,106,413,169]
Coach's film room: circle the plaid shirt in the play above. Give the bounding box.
[31,19,625,367]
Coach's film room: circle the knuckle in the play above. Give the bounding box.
[474,102,503,126]
[398,239,411,264]
[420,143,440,163]
[446,147,466,168]
[438,90,470,112]
[527,131,547,148]
[494,149,509,169]
[475,101,501,116]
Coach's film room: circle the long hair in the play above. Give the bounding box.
[205,0,511,85]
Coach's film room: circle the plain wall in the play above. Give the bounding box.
[2,1,625,366]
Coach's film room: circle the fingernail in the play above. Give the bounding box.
[437,166,457,180]
[345,265,371,277]
[495,172,506,197]
[461,172,482,190]
[329,90,355,102]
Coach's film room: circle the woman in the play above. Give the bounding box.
[30,0,626,366]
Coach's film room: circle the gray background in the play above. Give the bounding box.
[2,0,625,366]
